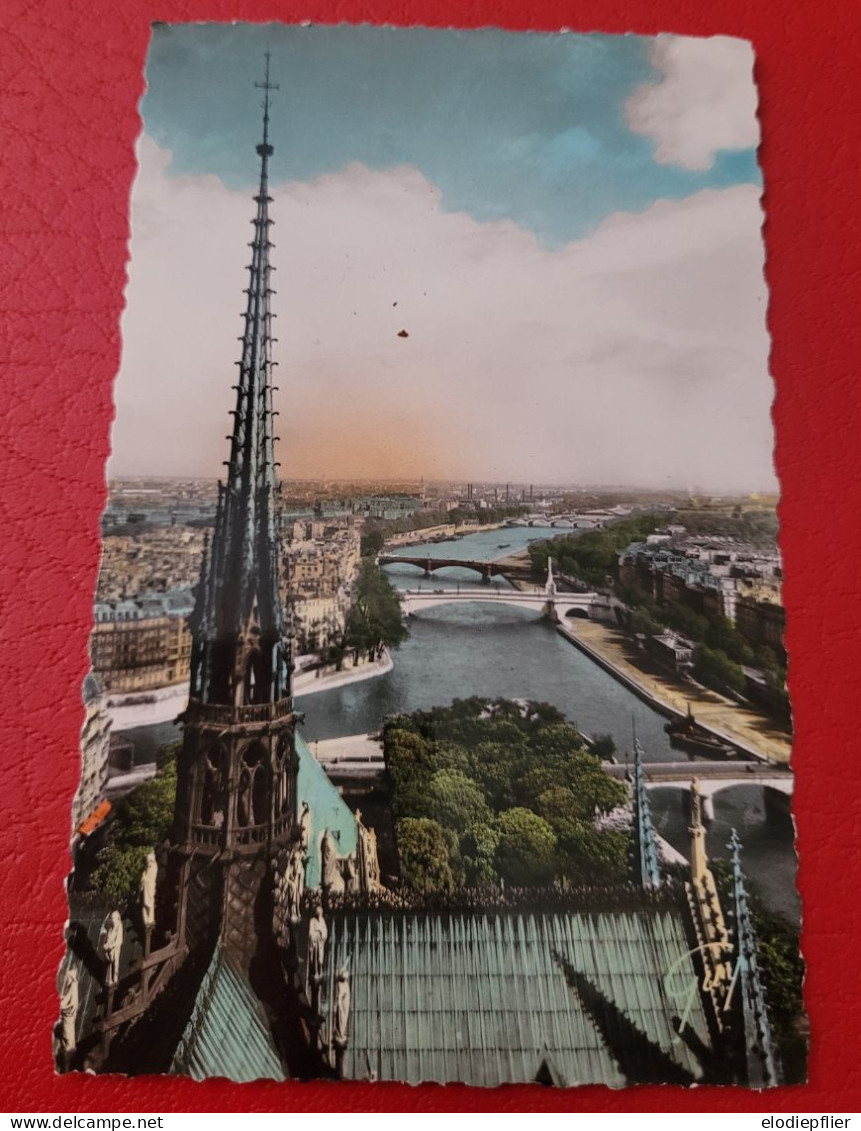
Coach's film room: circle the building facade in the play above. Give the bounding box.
[71,673,112,832]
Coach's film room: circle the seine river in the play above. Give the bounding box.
[126,524,799,922]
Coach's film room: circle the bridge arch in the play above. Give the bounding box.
[564,607,590,619]
[646,778,792,827]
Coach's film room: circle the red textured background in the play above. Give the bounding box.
[1,0,859,1113]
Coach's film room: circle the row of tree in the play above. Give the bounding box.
[528,511,787,708]
[624,585,788,707]
[361,505,528,556]
[385,698,630,892]
[528,513,661,588]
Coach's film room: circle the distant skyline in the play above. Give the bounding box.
[111,24,775,493]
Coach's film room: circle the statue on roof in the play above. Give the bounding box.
[355,809,382,893]
[308,905,328,986]
[99,911,123,987]
[332,962,351,1051]
[140,851,157,930]
[299,801,312,850]
[57,965,79,1065]
[321,828,346,893]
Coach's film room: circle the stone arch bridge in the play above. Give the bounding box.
[605,760,793,821]
[379,553,529,582]
[397,586,606,620]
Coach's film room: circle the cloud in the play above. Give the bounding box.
[111,136,773,492]
[625,35,759,171]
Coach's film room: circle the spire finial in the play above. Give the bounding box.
[255,51,279,154]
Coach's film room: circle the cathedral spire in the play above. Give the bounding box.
[188,58,291,709]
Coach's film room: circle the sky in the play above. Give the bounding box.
[111,24,775,492]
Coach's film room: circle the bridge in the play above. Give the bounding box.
[605,758,793,823]
[398,586,605,619]
[379,554,532,581]
[505,513,606,529]
[312,735,793,827]
[604,759,793,797]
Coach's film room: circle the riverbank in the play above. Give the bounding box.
[559,619,792,765]
[106,650,394,731]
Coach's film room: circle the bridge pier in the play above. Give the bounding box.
[702,794,715,824]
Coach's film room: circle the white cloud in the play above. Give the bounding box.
[112,136,774,492]
[626,35,759,171]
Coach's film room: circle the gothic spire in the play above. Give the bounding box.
[188,57,292,708]
[728,828,780,1087]
[630,739,661,888]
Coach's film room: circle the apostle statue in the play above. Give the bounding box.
[140,850,157,930]
[286,841,305,922]
[57,966,79,1063]
[321,829,345,894]
[307,905,328,985]
[299,801,312,851]
[332,963,351,1048]
[100,910,123,987]
[355,809,382,893]
[344,853,360,894]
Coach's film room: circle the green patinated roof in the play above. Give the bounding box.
[171,945,285,1083]
[296,730,357,888]
[326,909,711,1088]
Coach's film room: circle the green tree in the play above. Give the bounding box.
[694,645,746,695]
[345,558,409,661]
[424,770,492,834]
[555,821,629,887]
[461,821,500,887]
[396,817,455,894]
[91,744,178,899]
[590,734,617,760]
[495,808,557,887]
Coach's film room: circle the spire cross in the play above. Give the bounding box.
[255,52,280,150]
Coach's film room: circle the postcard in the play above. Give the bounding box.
[58,23,803,1088]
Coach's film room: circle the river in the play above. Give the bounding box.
[123,524,799,922]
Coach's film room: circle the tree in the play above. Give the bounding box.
[424,770,492,834]
[555,821,629,887]
[91,744,178,899]
[461,821,500,887]
[590,734,617,760]
[495,808,557,887]
[345,558,409,661]
[560,750,628,817]
[396,817,455,894]
[694,645,746,695]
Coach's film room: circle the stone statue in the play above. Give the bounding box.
[321,829,345,894]
[58,966,79,1058]
[100,911,123,987]
[307,905,328,984]
[366,827,381,889]
[355,810,382,892]
[299,800,312,851]
[332,964,351,1048]
[344,853,360,894]
[140,850,157,929]
[285,841,305,923]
